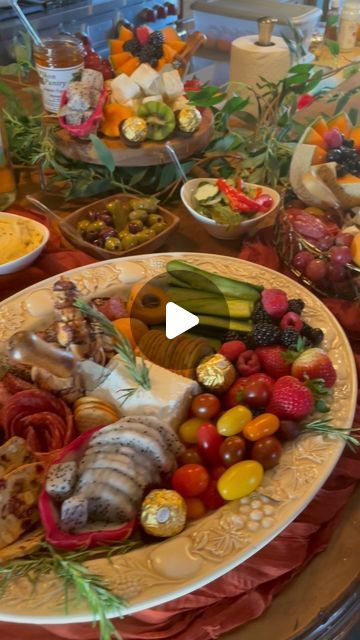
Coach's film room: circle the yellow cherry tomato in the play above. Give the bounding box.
[242,413,280,441]
[217,405,253,437]
[217,460,264,501]
[178,418,204,444]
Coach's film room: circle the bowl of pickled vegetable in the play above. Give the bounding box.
[181,178,280,239]
[61,194,179,259]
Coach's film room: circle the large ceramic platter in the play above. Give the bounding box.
[0,252,356,624]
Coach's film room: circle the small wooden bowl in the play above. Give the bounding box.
[60,194,179,260]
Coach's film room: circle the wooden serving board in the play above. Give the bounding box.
[55,108,214,167]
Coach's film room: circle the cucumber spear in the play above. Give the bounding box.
[168,288,253,319]
[166,260,262,301]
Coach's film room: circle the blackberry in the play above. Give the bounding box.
[301,325,324,346]
[287,298,305,315]
[148,31,164,46]
[343,138,355,148]
[252,323,281,346]
[123,38,141,56]
[280,328,300,348]
[251,302,272,324]
[222,330,243,343]
[149,58,159,68]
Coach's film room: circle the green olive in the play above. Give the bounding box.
[147,214,164,226]
[128,209,148,222]
[118,227,130,239]
[121,235,140,250]
[87,220,106,233]
[77,219,91,232]
[140,228,156,241]
[128,220,144,234]
[129,197,158,212]
[104,237,122,251]
[151,222,168,235]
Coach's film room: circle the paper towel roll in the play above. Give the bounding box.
[229,35,291,114]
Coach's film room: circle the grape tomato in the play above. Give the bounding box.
[217,405,252,437]
[178,417,204,444]
[251,436,282,469]
[200,479,225,510]
[217,460,264,501]
[191,393,221,420]
[185,497,206,520]
[242,413,280,441]
[219,435,247,467]
[172,464,210,497]
[243,381,271,408]
[178,448,203,466]
[197,423,223,466]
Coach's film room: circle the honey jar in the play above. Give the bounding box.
[34,35,85,113]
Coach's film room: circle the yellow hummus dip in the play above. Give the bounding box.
[0,218,43,265]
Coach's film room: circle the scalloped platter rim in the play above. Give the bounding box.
[0,252,356,624]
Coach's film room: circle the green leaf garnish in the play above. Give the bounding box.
[303,417,360,452]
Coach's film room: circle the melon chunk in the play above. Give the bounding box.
[326,112,352,137]
[312,116,329,137]
[303,126,327,149]
[349,126,360,150]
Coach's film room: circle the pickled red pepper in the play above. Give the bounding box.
[216,179,263,213]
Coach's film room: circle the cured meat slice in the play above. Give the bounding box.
[4,389,74,454]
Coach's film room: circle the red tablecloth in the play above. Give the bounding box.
[0,210,359,640]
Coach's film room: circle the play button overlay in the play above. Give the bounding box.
[165,302,199,339]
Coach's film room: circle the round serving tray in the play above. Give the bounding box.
[55,108,214,167]
[0,252,356,624]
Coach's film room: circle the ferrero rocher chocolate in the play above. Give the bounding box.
[121,117,147,144]
[196,353,236,393]
[177,105,202,134]
[140,489,187,537]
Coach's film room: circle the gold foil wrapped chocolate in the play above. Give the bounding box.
[140,489,186,537]
[177,106,202,133]
[121,117,147,144]
[196,353,236,393]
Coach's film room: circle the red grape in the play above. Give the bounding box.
[313,235,334,251]
[335,232,353,247]
[329,246,352,265]
[251,436,282,469]
[292,250,313,272]
[305,258,328,281]
[328,262,346,282]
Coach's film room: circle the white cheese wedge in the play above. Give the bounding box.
[162,70,184,100]
[80,355,200,429]
[131,64,163,96]
[111,74,142,104]
[142,95,163,104]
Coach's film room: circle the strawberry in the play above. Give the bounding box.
[261,288,288,318]
[219,340,247,363]
[291,348,337,388]
[268,376,314,420]
[223,373,274,409]
[256,346,292,379]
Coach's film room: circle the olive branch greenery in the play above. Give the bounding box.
[0,540,140,640]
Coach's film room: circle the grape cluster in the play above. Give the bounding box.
[326,138,360,177]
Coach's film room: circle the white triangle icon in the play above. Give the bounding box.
[165,302,199,339]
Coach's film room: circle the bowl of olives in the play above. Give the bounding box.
[61,194,179,259]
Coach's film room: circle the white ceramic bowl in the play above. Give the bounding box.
[0,211,49,275]
[180,178,280,239]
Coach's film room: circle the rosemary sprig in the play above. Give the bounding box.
[303,417,360,452]
[74,299,151,391]
[0,540,140,640]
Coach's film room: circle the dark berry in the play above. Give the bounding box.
[301,325,324,346]
[251,323,281,347]
[280,328,300,348]
[287,298,305,315]
[343,138,354,148]
[251,302,272,324]
[148,31,164,45]
[327,149,342,162]
[336,165,347,178]
[222,330,243,343]
[123,39,141,55]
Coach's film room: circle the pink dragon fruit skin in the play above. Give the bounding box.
[323,127,343,149]
[39,426,136,550]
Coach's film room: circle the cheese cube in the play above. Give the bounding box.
[111,73,142,104]
[162,70,184,100]
[80,356,200,429]
[131,64,164,96]
[123,98,140,113]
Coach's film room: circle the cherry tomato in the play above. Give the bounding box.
[217,405,252,437]
[277,420,302,441]
[217,460,264,501]
[191,393,221,420]
[243,381,271,408]
[185,497,206,520]
[178,418,204,444]
[200,479,225,509]
[197,423,223,466]
[242,413,280,441]
[251,436,282,469]
[211,465,227,480]
[219,435,247,468]
[178,448,203,465]
[172,464,210,497]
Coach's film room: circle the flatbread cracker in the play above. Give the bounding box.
[0,437,33,479]
[0,527,44,564]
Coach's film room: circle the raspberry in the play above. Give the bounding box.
[251,323,281,347]
[236,350,261,376]
[219,340,247,362]
[287,299,305,315]
[280,312,303,331]
[261,289,288,318]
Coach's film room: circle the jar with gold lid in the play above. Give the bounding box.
[34,35,85,113]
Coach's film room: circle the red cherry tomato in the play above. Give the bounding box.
[219,435,247,468]
[199,479,225,510]
[178,448,203,465]
[243,381,271,408]
[197,423,223,466]
[211,465,227,480]
[172,464,210,497]
[191,393,221,420]
[185,497,206,520]
[251,436,282,469]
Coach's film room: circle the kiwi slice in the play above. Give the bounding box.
[138,101,176,141]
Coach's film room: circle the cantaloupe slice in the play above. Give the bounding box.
[161,26,180,42]
[312,116,329,137]
[110,51,132,68]
[312,146,327,164]
[327,112,352,137]
[120,57,140,75]
[166,39,186,53]
[118,25,133,42]
[163,43,177,63]
[303,126,327,149]
[338,174,360,184]
[157,56,166,71]
[349,126,360,150]
[109,39,124,55]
